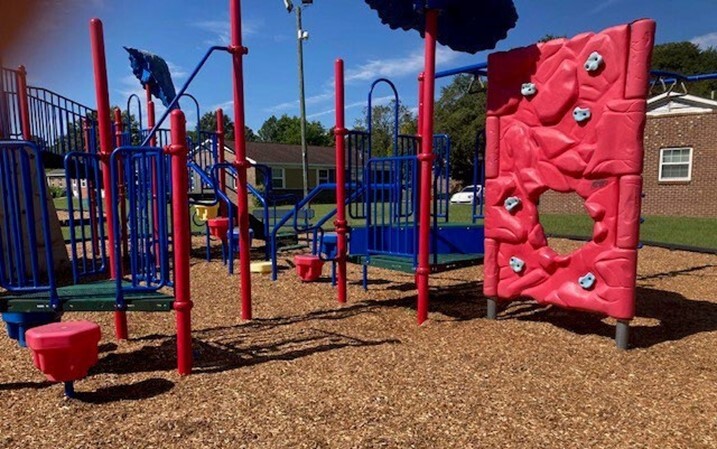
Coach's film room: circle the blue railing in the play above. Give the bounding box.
[433,134,451,222]
[472,130,486,223]
[26,87,96,156]
[0,141,59,305]
[110,146,171,310]
[63,151,107,283]
[365,155,419,262]
[0,68,22,139]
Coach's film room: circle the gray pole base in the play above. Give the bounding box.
[615,320,630,350]
[487,298,498,320]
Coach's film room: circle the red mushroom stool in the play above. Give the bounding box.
[25,321,102,398]
[294,255,325,282]
[207,217,230,241]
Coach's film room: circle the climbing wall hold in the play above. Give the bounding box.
[584,51,604,72]
[573,107,591,123]
[521,83,537,97]
[509,257,525,273]
[504,196,521,212]
[578,272,596,290]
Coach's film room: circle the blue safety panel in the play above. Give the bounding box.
[350,224,484,258]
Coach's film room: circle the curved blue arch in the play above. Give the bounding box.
[367,78,400,157]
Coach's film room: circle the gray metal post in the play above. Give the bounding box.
[616,320,630,350]
[487,298,497,319]
[296,6,309,199]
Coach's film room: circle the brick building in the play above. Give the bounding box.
[539,91,717,218]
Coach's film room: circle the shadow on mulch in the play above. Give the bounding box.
[93,306,400,377]
[0,380,53,391]
[498,287,717,349]
[638,264,715,282]
[75,378,174,404]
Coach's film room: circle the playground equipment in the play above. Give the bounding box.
[483,20,656,348]
[25,320,101,398]
[1,0,256,375]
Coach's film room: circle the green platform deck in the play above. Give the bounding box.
[0,281,174,313]
[349,253,484,274]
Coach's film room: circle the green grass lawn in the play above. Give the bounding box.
[55,197,717,251]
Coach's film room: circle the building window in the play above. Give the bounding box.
[317,168,335,185]
[659,147,693,182]
[80,179,88,188]
[231,174,237,190]
[272,168,285,189]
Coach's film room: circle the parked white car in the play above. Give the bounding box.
[450,185,482,204]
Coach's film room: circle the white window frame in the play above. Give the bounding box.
[659,147,693,182]
[272,168,285,189]
[317,168,335,185]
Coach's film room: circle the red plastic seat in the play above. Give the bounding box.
[207,217,230,241]
[25,321,101,383]
[294,255,325,282]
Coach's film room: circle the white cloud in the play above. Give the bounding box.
[265,92,334,114]
[192,18,262,46]
[267,46,457,115]
[307,95,394,120]
[691,32,717,50]
[590,0,622,14]
[345,46,460,83]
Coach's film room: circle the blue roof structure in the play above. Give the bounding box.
[364,0,518,54]
[124,47,177,108]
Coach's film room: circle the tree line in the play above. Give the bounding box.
[51,40,717,185]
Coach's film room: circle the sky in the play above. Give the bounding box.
[5,0,717,133]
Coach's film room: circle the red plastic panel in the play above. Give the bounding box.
[25,321,101,382]
[484,20,655,320]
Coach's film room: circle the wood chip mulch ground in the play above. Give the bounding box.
[1,238,716,449]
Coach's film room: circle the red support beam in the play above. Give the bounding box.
[145,85,157,147]
[169,109,193,375]
[16,65,31,140]
[90,18,127,339]
[416,10,439,325]
[113,108,129,261]
[417,72,425,138]
[216,108,227,216]
[334,59,348,304]
[229,0,252,320]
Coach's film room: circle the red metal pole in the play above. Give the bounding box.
[113,108,130,261]
[145,85,157,147]
[83,119,101,257]
[16,65,31,140]
[216,108,227,217]
[90,18,127,339]
[334,59,348,304]
[230,0,252,320]
[416,10,439,325]
[169,109,193,375]
[417,72,425,139]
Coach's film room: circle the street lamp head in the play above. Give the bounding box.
[283,0,294,12]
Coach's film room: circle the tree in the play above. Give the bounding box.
[434,74,486,184]
[651,41,717,98]
[354,101,417,157]
[257,114,333,146]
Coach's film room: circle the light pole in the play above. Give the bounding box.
[284,0,312,199]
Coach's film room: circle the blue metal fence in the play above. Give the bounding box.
[63,152,107,283]
[26,87,96,156]
[0,141,58,304]
[365,155,419,261]
[0,68,22,139]
[110,146,171,309]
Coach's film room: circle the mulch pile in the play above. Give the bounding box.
[1,238,716,448]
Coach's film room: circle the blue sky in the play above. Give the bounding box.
[6,0,717,132]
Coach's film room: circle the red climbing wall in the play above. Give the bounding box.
[483,20,656,320]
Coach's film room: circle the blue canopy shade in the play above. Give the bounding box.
[364,0,518,54]
[124,47,177,108]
